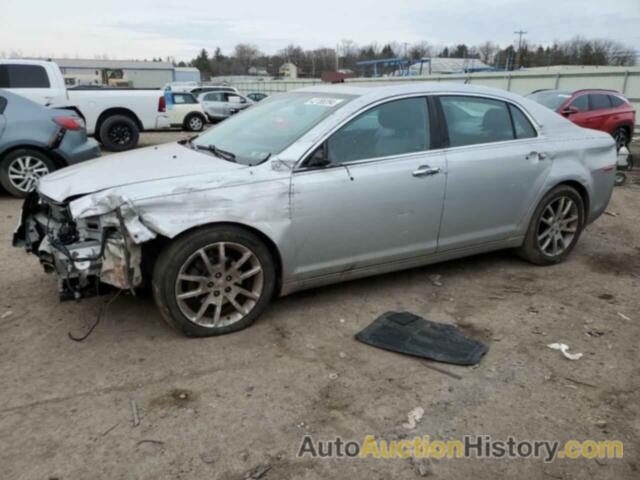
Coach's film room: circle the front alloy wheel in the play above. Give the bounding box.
[7,155,50,193]
[152,226,276,337]
[175,242,264,327]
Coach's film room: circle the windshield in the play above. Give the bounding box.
[191,92,355,165]
[527,91,572,111]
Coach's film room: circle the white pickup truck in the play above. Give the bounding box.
[0,59,171,151]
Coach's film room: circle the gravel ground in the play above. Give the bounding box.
[0,133,638,479]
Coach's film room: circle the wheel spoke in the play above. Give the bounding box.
[217,242,227,268]
[178,288,207,300]
[179,274,208,283]
[194,298,211,321]
[232,251,252,271]
[212,303,222,326]
[561,226,576,233]
[198,249,214,274]
[235,286,259,300]
[239,265,262,280]
[227,295,248,315]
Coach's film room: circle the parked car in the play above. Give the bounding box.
[0,90,100,197]
[14,83,616,337]
[0,59,171,151]
[527,89,635,149]
[247,92,268,102]
[168,84,240,97]
[197,91,253,121]
[167,92,207,131]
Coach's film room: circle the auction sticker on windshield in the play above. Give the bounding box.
[305,97,344,107]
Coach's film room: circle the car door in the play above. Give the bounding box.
[200,92,225,118]
[169,93,188,124]
[290,96,447,280]
[0,96,7,139]
[584,93,614,132]
[436,95,552,251]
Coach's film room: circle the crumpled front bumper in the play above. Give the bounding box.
[13,192,147,300]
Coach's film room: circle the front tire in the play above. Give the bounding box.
[152,226,276,337]
[517,185,585,265]
[99,114,140,151]
[0,149,57,198]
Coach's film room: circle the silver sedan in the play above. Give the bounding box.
[14,83,616,336]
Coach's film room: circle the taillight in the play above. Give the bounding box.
[53,116,84,130]
[158,96,166,112]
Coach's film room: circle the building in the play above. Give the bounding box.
[408,57,493,76]
[174,67,201,83]
[248,66,269,76]
[51,59,195,88]
[279,62,298,79]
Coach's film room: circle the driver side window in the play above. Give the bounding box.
[326,97,430,164]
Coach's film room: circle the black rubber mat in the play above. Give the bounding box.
[355,311,488,365]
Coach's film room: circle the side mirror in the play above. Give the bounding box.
[306,145,331,168]
[561,106,578,116]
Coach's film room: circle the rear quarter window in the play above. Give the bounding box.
[0,64,51,88]
[609,95,626,108]
[509,105,537,139]
[0,96,7,114]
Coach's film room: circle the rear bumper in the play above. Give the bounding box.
[155,115,171,129]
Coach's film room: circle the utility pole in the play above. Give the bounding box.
[514,30,527,69]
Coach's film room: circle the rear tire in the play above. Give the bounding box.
[152,225,276,337]
[184,113,206,132]
[99,114,140,151]
[0,148,57,198]
[517,185,585,265]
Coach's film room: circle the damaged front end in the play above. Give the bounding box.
[13,192,154,301]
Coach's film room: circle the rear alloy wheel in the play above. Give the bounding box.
[185,113,205,132]
[0,149,56,198]
[517,185,585,265]
[152,226,276,337]
[99,114,140,151]
[613,127,628,151]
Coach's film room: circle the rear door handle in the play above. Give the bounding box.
[412,165,441,177]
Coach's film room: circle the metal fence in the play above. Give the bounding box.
[228,67,640,132]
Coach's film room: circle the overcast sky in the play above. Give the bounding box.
[1,0,638,61]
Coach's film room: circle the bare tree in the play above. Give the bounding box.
[408,41,431,60]
[478,41,496,65]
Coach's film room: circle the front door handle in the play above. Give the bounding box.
[527,151,548,161]
[412,165,441,177]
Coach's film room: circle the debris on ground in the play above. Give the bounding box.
[402,407,425,430]
[243,463,271,479]
[199,450,216,464]
[428,274,443,287]
[338,352,347,359]
[604,210,618,217]
[328,373,339,380]
[547,343,583,361]
[584,328,605,338]
[130,399,140,427]
[1,311,12,319]
[136,439,164,447]
[409,456,433,477]
[355,311,488,365]
[617,312,632,321]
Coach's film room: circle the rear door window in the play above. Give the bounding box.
[440,96,514,147]
[589,94,612,111]
[0,64,50,88]
[327,97,430,163]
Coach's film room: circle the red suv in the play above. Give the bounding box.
[527,89,635,148]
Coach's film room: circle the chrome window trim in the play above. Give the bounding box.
[293,91,542,173]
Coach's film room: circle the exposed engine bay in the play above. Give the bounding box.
[13,192,148,301]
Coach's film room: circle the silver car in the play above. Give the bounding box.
[13,83,616,336]
[198,91,253,121]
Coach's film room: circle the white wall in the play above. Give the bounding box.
[227,67,640,132]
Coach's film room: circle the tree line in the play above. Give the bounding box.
[185,37,636,79]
